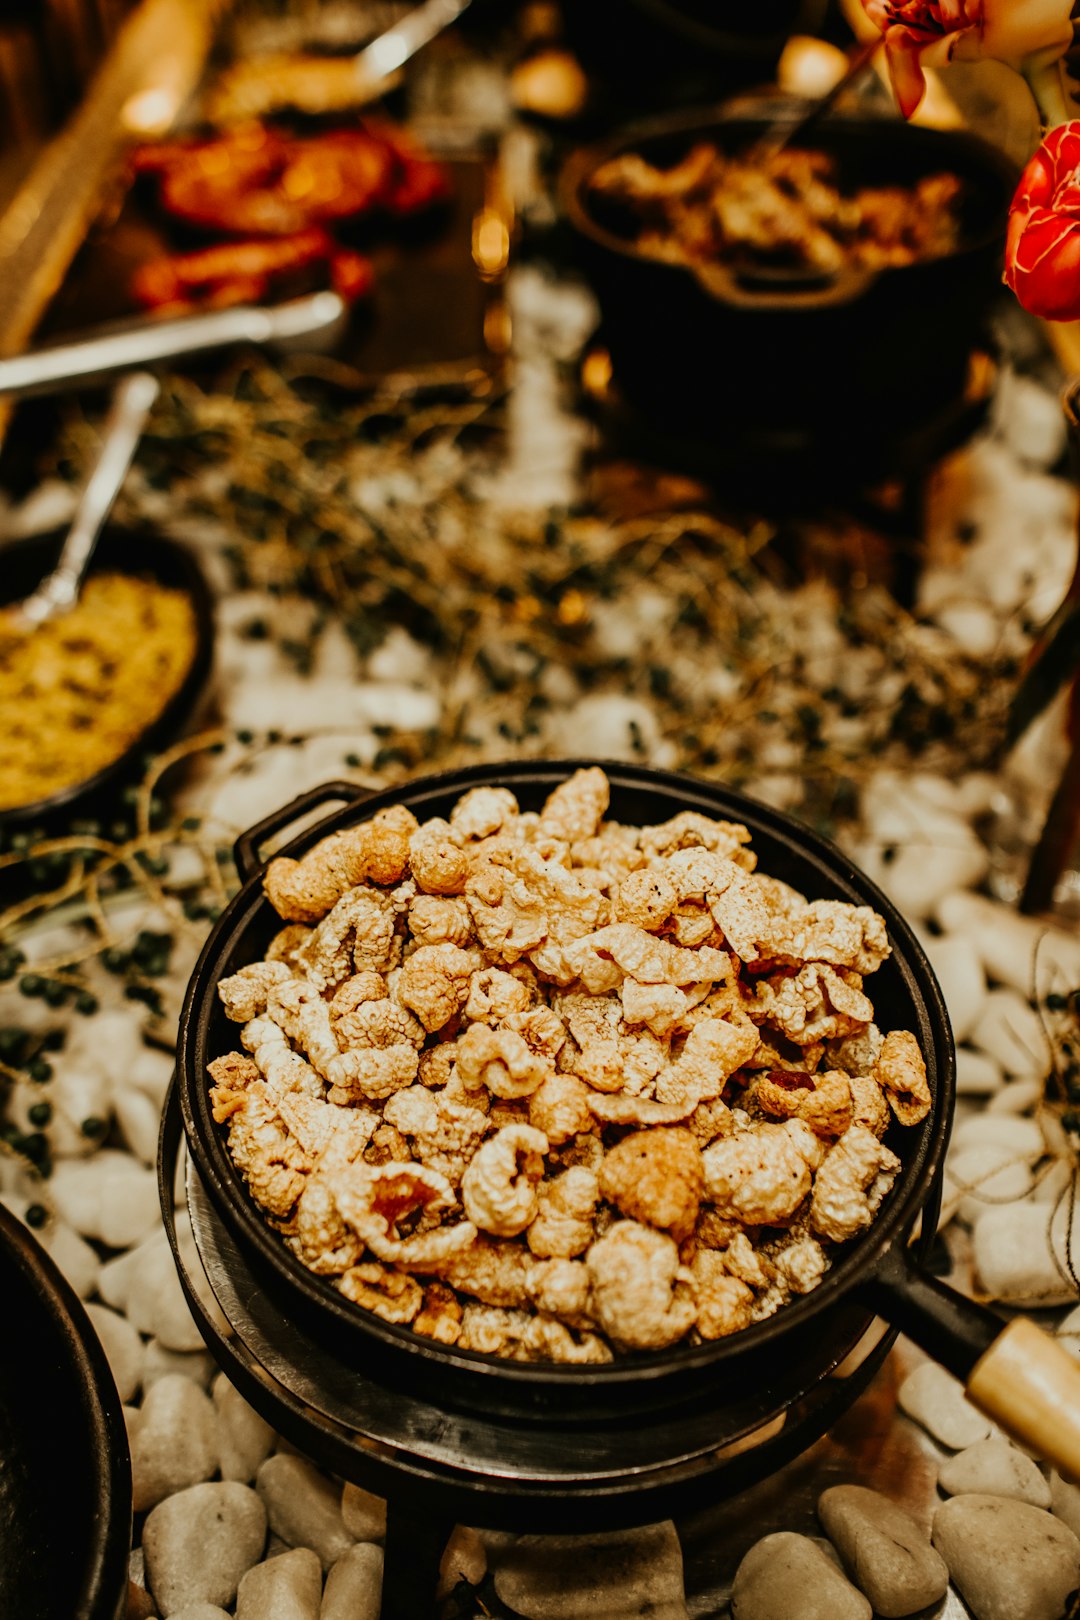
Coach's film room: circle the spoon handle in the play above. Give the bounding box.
[18,370,159,627]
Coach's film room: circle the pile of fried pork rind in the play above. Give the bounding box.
[209,769,931,1363]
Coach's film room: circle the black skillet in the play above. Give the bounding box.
[0,1201,131,1620]
[176,761,1080,1474]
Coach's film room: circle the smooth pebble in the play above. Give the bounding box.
[213,1371,276,1482]
[321,1543,383,1620]
[131,1374,219,1512]
[967,989,1051,1080]
[142,1338,215,1391]
[932,1493,1080,1620]
[114,1086,163,1166]
[943,1144,1033,1228]
[974,1203,1079,1306]
[924,934,987,1043]
[818,1484,948,1618]
[492,1523,689,1618]
[730,1531,870,1620]
[897,1363,992,1449]
[256,1454,355,1571]
[1050,1469,1080,1539]
[339,1482,387,1543]
[85,1302,143,1404]
[956,1047,1005,1096]
[43,1218,100,1298]
[938,1438,1052,1507]
[142,1481,266,1614]
[236,1547,322,1620]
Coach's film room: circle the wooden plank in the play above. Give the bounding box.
[0,0,228,361]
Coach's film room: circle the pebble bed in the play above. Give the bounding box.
[2,259,1080,1615]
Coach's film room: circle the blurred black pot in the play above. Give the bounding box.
[561,0,829,110]
[0,1202,131,1620]
[561,104,1016,452]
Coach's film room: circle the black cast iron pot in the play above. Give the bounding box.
[0,523,215,832]
[560,0,829,111]
[0,1201,132,1620]
[560,105,1016,452]
[176,761,1080,1473]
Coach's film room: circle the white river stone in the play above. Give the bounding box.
[131,1373,219,1512]
[932,1493,1080,1620]
[491,1523,689,1618]
[938,1438,1052,1507]
[142,1338,215,1390]
[340,1483,387,1543]
[817,1484,948,1618]
[114,1085,163,1166]
[169,1607,232,1620]
[256,1454,355,1571]
[987,1077,1043,1114]
[85,1302,143,1404]
[49,1151,160,1248]
[321,1543,383,1620]
[42,1217,100,1298]
[896,1363,993,1449]
[952,1114,1047,1158]
[730,1531,870,1620]
[967,989,1051,1081]
[956,1047,1005,1097]
[213,1371,276,1483]
[924,934,987,1043]
[974,1202,1079,1306]
[935,891,1080,999]
[1050,1469,1080,1539]
[943,1143,1034,1228]
[236,1547,322,1620]
[142,1481,267,1614]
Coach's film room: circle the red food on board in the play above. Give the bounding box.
[130,227,374,314]
[1005,121,1080,322]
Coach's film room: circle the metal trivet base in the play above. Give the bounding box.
[161,1104,898,1617]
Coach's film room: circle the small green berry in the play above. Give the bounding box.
[41,981,67,1008]
[26,1058,52,1083]
[27,1103,51,1126]
[80,1117,106,1139]
[24,1204,47,1228]
[40,1029,65,1052]
[19,975,43,998]
[74,992,98,1016]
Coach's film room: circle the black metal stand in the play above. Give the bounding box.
[382,1504,456,1620]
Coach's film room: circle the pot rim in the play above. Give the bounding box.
[559,100,1018,283]
[0,1200,132,1619]
[177,758,955,1394]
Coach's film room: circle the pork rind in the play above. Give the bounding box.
[213,767,930,1363]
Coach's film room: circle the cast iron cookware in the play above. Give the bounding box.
[177,762,1080,1470]
[560,106,1016,446]
[0,1200,131,1620]
[560,0,829,109]
[0,524,214,831]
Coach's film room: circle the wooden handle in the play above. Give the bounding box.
[967,1318,1080,1479]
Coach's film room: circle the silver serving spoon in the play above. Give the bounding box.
[11,369,160,631]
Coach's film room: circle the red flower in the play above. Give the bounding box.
[860,0,1073,119]
[1006,122,1080,321]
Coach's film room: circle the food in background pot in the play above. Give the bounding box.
[587,143,965,275]
[0,573,198,810]
[208,768,931,1362]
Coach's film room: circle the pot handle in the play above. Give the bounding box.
[232,780,375,883]
[693,260,876,310]
[865,1242,1080,1477]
